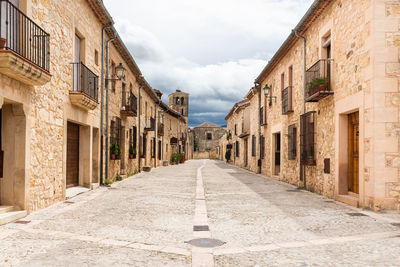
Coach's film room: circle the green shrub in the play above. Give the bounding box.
[110,142,119,155]
[116,173,122,181]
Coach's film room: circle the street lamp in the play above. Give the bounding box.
[263,84,276,103]
[115,63,126,80]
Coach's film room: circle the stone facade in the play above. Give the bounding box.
[190,122,226,159]
[222,0,400,210]
[0,0,188,215]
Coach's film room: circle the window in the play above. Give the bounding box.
[281,65,293,114]
[251,135,256,157]
[176,97,180,105]
[142,134,147,157]
[151,137,156,158]
[234,124,237,135]
[288,124,296,160]
[281,73,285,90]
[111,61,116,92]
[181,109,184,115]
[207,133,212,140]
[260,135,265,159]
[181,97,184,104]
[95,49,99,66]
[110,117,122,159]
[300,112,316,165]
[235,141,239,157]
[158,140,162,160]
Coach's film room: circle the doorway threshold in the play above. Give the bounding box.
[66,186,90,200]
[336,194,359,208]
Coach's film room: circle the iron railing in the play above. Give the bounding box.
[0,0,50,71]
[305,59,332,100]
[122,91,137,114]
[72,62,99,101]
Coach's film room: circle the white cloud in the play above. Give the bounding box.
[103,0,314,126]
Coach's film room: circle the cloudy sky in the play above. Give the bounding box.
[103,0,314,127]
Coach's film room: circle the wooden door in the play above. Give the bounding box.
[348,112,359,194]
[67,122,79,188]
[275,133,281,175]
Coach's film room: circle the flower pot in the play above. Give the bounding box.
[129,154,134,159]
[0,38,6,49]
[111,154,116,160]
[319,83,328,91]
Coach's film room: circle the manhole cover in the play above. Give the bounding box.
[14,220,30,224]
[347,213,367,217]
[185,238,225,248]
[193,225,209,231]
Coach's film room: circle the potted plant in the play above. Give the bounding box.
[177,153,183,164]
[117,146,122,160]
[0,38,6,49]
[225,149,231,163]
[181,153,185,163]
[129,144,135,159]
[110,142,118,160]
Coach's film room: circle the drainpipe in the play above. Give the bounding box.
[256,82,261,174]
[105,31,117,180]
[138,83,142,173]
[154,102,157,168]
[293,29,306,188]
[100,24,113,185]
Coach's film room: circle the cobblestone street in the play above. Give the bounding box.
[1,160,400,266]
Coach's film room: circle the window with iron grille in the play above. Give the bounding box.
[111,61,116,92]
[235,141,239,157]
[260,107,264,125]
[207,133,212,140]
[234,124,237,135]
[158,140,162,160]
[282,86,293,114]
[132,126,137,150]
[288,124,297,160]
[260,135,265,159]
[251,135,256,157]
[300,112,316,165]
[151,137,156,158]
[142,134,147,157]
[110,117,121,159]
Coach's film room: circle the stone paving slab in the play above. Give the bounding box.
[0,159,399,266]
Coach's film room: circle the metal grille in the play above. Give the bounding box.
[260,135,265,159]
[235,141,239,157]
[288,124,297,160]
[282,86,293,114]
[0,0,50,71]
[251,135,256,157]
[305,59,331,100]
[72,62,99,101]
[300,112,316,165]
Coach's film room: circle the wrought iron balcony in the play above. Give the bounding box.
[305,59,333,102]
[144,117,155,131]
[70,62,99,110]
[0,0,51,85]
[121,92,137,117]
[282,86,293,114]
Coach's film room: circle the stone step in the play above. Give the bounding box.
[0,205,14,214]
[0,210,27,226]
[336,194,359,208]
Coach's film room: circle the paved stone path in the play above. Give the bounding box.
[1,160,400,266]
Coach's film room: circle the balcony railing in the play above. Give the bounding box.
[305,59,332,102]
[0,0,50,71]
[121,91,137,117]
[282,86,293,114]
[72,62,98,100]
[144,117,155,131]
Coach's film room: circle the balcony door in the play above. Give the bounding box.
[73,34,81,91]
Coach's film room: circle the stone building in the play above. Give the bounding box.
[191,122,226,159]
[0,0,188,224]
[222,0,400,210]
